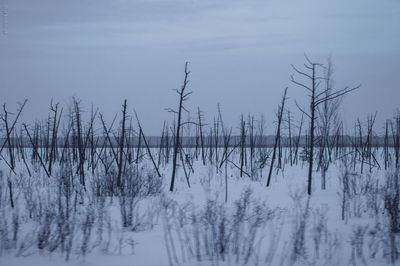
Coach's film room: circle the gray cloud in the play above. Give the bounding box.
[1,0,399,133]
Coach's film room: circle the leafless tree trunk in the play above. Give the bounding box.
[1,100,27,208]
[168,62,192,192]
[197,108,206,166]
[23,123,50,177]
[239,115,246,178]
[267,87,288,187]
[117,99,128,188]
[134,111,162,178]
[48,101,63,175]
[73,98,86,190]
[287,110,293,166]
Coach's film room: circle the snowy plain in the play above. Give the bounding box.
[0,148,398,266]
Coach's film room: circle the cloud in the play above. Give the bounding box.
[1,0,400,133]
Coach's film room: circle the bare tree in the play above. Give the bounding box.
[316,57,342,189]
[291,55,359,195]
[167,62,192,192]
[239,114,246,178]
[117,99,128,188]
[1,100,28,208]
[197,107,206,166]
[134,111,162,178]
[73,98,86,190]
[48,100,63,175]
[267,87,288,187]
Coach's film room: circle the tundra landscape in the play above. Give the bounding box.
[1,1,400,266]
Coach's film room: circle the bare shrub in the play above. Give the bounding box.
[289,190,311,265]
[161,187,275,265]
[383,169,400,263]
[349,225,369,266]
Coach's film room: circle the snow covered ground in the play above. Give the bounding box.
[0,150,398,266]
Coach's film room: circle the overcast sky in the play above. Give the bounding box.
[1,0,399,134]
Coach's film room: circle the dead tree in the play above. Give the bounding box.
[316,58,342,189]
[136,127,142,163]
[1,100,27,208]
[1,104,15,172]
[293,114,304,165]
[0,99,27,158]
[23,123,50,178]
[239,115,246,178]
[214,116,221,167]
[117,99,128,188]
[287,110,293,166]
[96,113,118,177]
[291,55,359,195]
[158,121,167,168]
[88,105,98,174]
[267,87,288,187]
[48,101,63,175]
[197,107,206,166]
[391,112,400,168]
[134,111,162,178]
[247,114,257,177]
[385,119,389,170]
[73,98,86,189]
[167,62,192,192]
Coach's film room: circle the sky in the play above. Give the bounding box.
[0,0,399,134]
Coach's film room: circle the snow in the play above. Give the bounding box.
[0,150,397,266]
